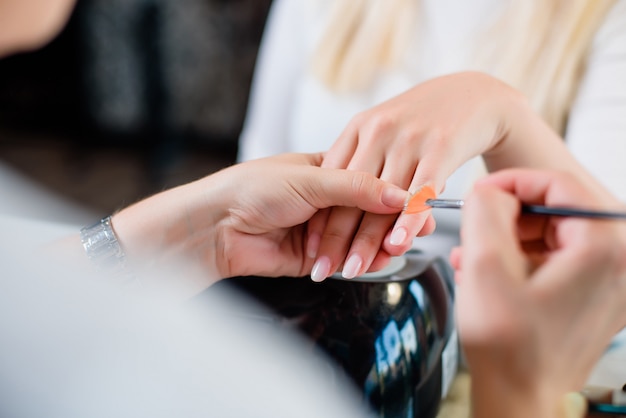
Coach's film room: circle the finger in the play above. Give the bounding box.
[306,209,331,259]
[527,219,626,364]
[321,121,360,169]
[342,146,419,278]
[302,168,408,213]
[312,131,393,280]
[367,249,392,273]
[301,168,407,266]
[449,246,462,271]
[417,215,437,237]
[306,144,344,258]
[387,146,467,249]
[533,218,624,300]
[456,186,528,342]
[474,168,599,245]
[308,166,387,279]
[476,168,608,208]
[311,207,364,281]
[460,185,526,287]
[341,213,398,278]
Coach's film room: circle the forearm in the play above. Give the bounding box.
[483,96,603,194]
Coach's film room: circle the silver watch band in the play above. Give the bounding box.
[80,216,135,284]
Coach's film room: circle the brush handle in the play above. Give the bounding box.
[424,199,626,220]
[522,205,626,220]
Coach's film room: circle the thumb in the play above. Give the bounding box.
[456,185,527,341]
[304,168,409,213]
[460,185,525,285]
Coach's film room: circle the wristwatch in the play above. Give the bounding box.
[80,216,135,284]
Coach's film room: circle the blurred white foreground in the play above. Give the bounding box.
[0,214,373,418]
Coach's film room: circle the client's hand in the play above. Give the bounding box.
[113,153,407,287]
[451,169,626,418]
[307,72,538,281]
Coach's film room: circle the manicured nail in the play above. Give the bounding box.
[390,226,407,246]
[306,232,320,259]
[342,254,362,279]
[311,256,331,282]
[382,187,410,209]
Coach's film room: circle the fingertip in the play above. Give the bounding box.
[382,186,411,210]
[311,256,331,282]
[416,215,437,237]
[306,232,320,259]
[389,212,432,248]
[341,254,362,279]
[382,228,411,256]
[389,226,408,246]
[449,246,461,270]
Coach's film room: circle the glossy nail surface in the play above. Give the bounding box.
[342,254,362,279]
[311,256,331,282]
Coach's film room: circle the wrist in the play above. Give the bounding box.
[112,185,189,260]
[111,177,227,288]
[470,369,567,418]
[80,215,135,285]
[482,84,534,171]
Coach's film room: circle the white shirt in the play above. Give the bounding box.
[238,0,626,252]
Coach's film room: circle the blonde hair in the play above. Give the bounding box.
[311,0,418,92]
[311,0,617,134]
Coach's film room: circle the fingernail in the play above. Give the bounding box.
[382,187,410,209]
[311,256,331,282]
[306,232,320,258]
[342,254,362,279]
[390,226,407,246]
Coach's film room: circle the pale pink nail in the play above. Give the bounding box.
[390,226,407,246]
[342,254,362,279]
[311,256,331,282]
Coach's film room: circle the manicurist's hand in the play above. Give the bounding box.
[450,169,626,418]
[112,153,408,290]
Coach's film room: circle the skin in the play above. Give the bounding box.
[3,3,625,416]
[0,0,409,295]
[0,0,77,56]
[452,169,626,418]
[307,72,605,281]
[108,153,408,299]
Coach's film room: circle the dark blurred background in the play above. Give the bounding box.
[0,0,272,216]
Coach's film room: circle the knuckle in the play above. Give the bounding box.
[350,172,371,198]
[471,248,503,271]
[423,126,449,148]
[362,113,396,137]
[350,111,367,127]
[355,228,387,248]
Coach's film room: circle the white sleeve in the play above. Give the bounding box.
[566,0,626,202]
[236,0,308,162]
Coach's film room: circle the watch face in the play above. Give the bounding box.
[209,250,457,418]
